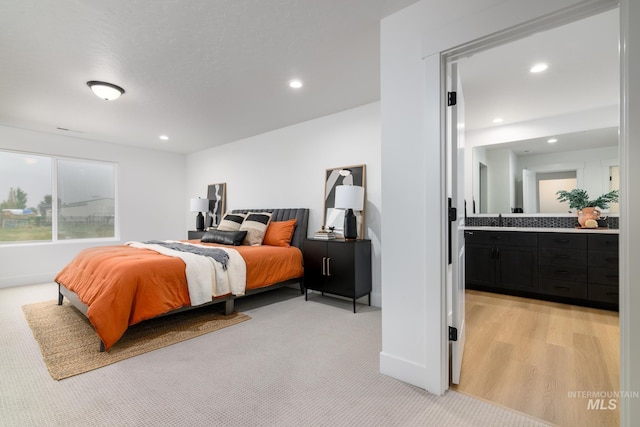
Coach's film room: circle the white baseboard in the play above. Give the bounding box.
[0,273,56,289]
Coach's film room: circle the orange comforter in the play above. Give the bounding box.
[55,242,303,350]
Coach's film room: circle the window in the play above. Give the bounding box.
[0,150,117,243]
[537,171,577,214]
[0,152,52,242]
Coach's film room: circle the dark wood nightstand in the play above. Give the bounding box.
[188,230,206,240]
[303,239,372,312]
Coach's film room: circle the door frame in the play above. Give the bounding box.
[438,0,622,392]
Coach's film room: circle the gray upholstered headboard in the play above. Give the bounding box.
[230,208,309,250]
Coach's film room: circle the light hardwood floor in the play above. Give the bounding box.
[451,290,619,427]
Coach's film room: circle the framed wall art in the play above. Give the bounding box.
[324,164,366,238]
[206,183,226,229]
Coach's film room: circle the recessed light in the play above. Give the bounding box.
[530,63,548,73]
[492,117,504,124]
[289,79,303,89]
[159,135,169,141]
[547,138,557,143]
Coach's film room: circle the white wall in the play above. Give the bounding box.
[380,3,446,392]
[381,5,639,423]
[185,102,383,306]
[620,0,640,423]
[0,126,186,288]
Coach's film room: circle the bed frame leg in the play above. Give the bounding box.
[57,284,63,305]
[99,341,106,352]
[224,299,234,315]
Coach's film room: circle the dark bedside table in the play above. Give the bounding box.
[303,239,372,312]
[188,230,206,239]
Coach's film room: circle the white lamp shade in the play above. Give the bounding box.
[190,197,209,212]
[334,185,364,211]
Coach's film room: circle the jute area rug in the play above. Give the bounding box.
[22,300,250,381]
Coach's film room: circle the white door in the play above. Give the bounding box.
[447,62,466,385]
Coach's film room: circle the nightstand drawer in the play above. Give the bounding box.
[188,230,206,239]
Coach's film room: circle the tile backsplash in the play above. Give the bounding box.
[465,215,619,229]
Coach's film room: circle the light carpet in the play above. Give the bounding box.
[3,284,551,426]
[22,299,250,380]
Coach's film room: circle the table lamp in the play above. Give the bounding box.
[190,197,209,231]
[334,185,364,240]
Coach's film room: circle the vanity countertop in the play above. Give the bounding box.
[462,226,619,234]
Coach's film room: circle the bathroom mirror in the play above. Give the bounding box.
[323,164,366,238]
[458,9,619,216]
[469,127,619,215]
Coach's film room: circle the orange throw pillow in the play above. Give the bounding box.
[262,219,297,247]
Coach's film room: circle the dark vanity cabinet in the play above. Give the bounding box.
[303,239,372,312]
[464,231,538,292]
[587,234,619,305]
[465,230,619,310]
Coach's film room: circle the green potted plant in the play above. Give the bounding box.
[556,189,619,227]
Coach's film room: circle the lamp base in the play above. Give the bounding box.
[196,212,205,231]
[343,209,357,240]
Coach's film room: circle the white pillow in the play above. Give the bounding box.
[217,212,246,231]
[239,212,272,245]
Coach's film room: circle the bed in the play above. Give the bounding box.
[55,208,309,351]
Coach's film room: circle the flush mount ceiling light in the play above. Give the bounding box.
[530,63,548,73]
[547,138,558,143]
[159,135,169,141]
[492,117,504,124]
[288,79,303,89]
[87,81,125,100]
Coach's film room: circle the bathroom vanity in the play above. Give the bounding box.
[464,227,619,311]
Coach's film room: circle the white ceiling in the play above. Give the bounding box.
[0,0,418,154]
[458,8,619,133]
[1,3,618,155]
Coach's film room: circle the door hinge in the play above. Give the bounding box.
[447,91,457,106]
[448,206,457,222]
[449,326,458,341]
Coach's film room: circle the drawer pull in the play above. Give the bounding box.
[555,286,570,291]
[322,257,326,276]
[606,292,618,297]
[326,257,331,276]
[556,255,570,259]
[556,239,569,243]
[606,274,619,279]
[490,236,503,240]
[605,257,618,263]
[555,270,569,274]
